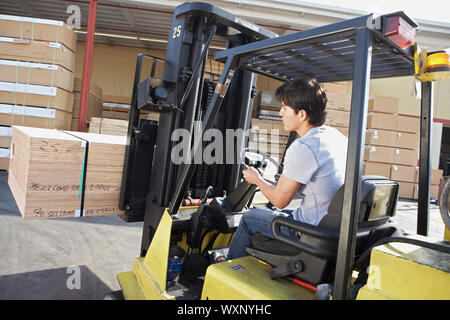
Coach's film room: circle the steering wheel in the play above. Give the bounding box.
[439,177,450,231]
[239,148,283,184]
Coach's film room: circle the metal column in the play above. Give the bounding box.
[77,0,98,132]
[333,27,373,300]
[417,81,434,236]
[168,56,238,216]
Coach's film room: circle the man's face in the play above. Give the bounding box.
[279,102,304,132]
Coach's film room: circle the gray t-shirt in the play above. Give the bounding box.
[282,125,348,226]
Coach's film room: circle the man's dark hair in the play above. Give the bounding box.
[275,78,327,126]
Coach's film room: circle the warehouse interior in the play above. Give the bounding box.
[0,0,449,301]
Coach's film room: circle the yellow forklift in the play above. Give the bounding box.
[112,2,450,300]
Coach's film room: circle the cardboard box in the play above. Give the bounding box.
[8,126,126,218]
[271,120,289,136]
[413,184,439,200]
[248,141,285,155]
[72,92,103,122]
[0,104,72,129]
[333,126,349,137]
[0,59,74,92]
[0,38,75,72]
[366,129,396,147]
[0,157,8,170]
[395,132,419,150]
[368,96,399,114]
[249,130,289,144]
[251,118,289,136]
[102,110,130,120]
[74,78,103,100]
[257,90,280,107]
[431,169,443,185]
[394,148,418,166]
[0,136,9,148]
[398,181,414,199]
[88,117,129,136]
[103,95,131,104]
[251,118,273,131]
[0,126,11,149]
[364,145,395,163]
[0,14,76,52]
[363,161,391,178]
[0,81,74,112]
[326,92,351,111]
[396,115,420,133]
[367,112,397,131]
[390,164,418,183]
[322,82,348,95]
[325,109,350,127]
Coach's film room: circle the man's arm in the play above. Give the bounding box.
[242,167,301,209]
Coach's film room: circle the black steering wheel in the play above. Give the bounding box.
[239,148,283,184]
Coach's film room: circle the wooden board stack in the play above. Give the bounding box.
[0,14,76,170]
[71,77,103,131]
[88,117,129,136]
[102,95,132,120]
[8,126,126,219]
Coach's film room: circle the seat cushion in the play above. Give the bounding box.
[251,233,302,256]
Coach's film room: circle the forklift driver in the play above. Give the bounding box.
[227,78,348,259]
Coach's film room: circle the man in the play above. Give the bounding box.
[227,78,348,259]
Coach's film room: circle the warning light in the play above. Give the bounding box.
[384,16,416,48]
[427,51,450,72]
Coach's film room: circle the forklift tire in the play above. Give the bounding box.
[103,290,125,300]
[439,177,450,230]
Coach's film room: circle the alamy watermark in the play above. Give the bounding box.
[170,121,282,165]
[66,5,81,30]
[66,265,81,290]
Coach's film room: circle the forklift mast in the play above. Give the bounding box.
[118,2,278,255]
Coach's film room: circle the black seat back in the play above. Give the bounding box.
[319,175,399,231]
[247,176,399,285]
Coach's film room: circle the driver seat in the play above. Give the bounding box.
[245,176,400,285]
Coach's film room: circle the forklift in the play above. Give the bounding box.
[113,2,450,300]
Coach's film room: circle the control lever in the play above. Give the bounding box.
[186,186,213,249]
[201,186,214,204]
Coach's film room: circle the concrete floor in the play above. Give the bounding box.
[0,171,446,299]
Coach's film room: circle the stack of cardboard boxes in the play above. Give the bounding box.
[0,14,76,170]
[363,96,422,199]
[251,81,440,200]
[250,82,352,161]
[251,90,288,161]
[323,82,351,136]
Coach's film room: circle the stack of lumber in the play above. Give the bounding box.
[8,126,126,219]
[0,14,76,170]
[88,117,129,136]
[71,77,103,131]
[102,95,131,120]
[100,95,159,133]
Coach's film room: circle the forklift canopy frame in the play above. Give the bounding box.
[212,12,429,300]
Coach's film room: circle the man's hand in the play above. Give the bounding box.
[242,166,262,185]
[243,166,301,209]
